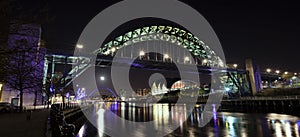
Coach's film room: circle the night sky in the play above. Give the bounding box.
[38,0,300,72]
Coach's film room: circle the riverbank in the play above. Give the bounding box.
[256,88,300,96]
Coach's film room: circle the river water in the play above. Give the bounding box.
[77,102,300,137]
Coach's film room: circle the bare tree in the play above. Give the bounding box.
[4,39,44,111]
[0,0,52,111]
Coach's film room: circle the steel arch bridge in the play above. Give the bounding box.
[93,25,225,68]
[43,25,252,99]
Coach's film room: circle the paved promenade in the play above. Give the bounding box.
[0,109,50,137]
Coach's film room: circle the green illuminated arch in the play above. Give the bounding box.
[95,25,224,67]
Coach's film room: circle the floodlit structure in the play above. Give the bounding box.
[0,22,45,106]
[44,25,254,99]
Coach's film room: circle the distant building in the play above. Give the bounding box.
[0,22,45,106]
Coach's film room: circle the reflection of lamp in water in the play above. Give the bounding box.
[226,116,236,136]
[275,122,282,137]
[212,104,217,126]
[284,121,292,137]
[0,83,2,101]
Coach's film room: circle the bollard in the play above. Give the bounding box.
[26,110,32,120]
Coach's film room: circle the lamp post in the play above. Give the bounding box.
[76,44,84,57]
[184,56,190,64]
[139,51,145,60]
[100,76,105,81]
[266,68,272,88]
[163,54,169,62]
[202,59,208,66]
[76,44,83,49]
[266,68,271,73]
[233,64,238,69]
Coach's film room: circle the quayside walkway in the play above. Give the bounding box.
[0,109,49,137]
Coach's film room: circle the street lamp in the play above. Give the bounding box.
[284,71,288,75]
[184,56,190,61]
[76,44,84,49]
[139,51,145,56]
[100,76,105,81]
[202,59,208,64]
[163,54,169,59]
[266,68,272,88]
[233,64,238,68]
[111,47,116,53]
[275,70,280,74]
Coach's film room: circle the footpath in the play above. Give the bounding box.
[0,108,50,137]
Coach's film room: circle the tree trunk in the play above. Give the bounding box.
[62,92,65,110]
[47,95,50,109]
[20,90,23,112]
[34,90,37,110]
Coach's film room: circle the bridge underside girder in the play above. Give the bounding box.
[43,54,251,98]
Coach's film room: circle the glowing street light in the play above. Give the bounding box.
[202,59,208,64]
[275,70,280,74]
[266,68,271,73]
[294,73,297,76]
[100,76,105,81]
[111,47,116,53]
[184,56,190,62]
[284,71,288,75]
[76,44,84,49]
[139,51,145,56]
[233,64,238,68]
[163,54,169,59]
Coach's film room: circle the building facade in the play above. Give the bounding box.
[0,22,45,106]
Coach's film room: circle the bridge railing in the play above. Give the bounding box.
[231,96,300,100]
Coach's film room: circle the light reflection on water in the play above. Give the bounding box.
[77,102,300,137]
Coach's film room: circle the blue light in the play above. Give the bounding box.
[225,87,230,92]
[50,86,53,93]
[66,92,70,98]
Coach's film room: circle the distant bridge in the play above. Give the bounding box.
[43,25,261,99]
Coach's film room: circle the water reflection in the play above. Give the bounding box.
[77,102,300,137]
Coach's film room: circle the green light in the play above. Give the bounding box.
[96,25,224,67]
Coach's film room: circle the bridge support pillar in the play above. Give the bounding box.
[245,59,262,96]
